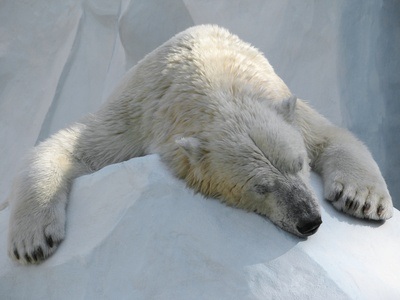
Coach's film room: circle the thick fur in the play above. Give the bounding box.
[7,25,393,264]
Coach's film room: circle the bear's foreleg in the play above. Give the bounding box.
[296,100,393,220]
[8,124,94,264]
[9,91,146,264]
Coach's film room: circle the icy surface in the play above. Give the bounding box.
[1,0,400,299]
[0,155,399,299]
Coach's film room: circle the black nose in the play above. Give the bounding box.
[296,217,322,236]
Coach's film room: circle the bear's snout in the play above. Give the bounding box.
[296,217,322,236]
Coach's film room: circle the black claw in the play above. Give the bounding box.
[13,248,20,260]
[46,235,54,248]
[345,199,358,211]
[377,205,384,217]
[345,198,353,210]
[363,202,371,214]
[35,247,44,261]
[31,246,45,262]
[334,190,343,201]
[25,253,31,263]
[31,251,37,262]
[345,199,350,209]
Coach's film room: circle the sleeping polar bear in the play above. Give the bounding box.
[7,25,393,264]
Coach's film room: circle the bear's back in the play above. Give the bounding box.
[102,25,291,152]
[162,25,287,101]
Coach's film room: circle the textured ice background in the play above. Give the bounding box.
[0,0,399,299]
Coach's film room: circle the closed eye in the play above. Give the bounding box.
[254,184,275,195]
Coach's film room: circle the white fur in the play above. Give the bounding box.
[8,25,393,264]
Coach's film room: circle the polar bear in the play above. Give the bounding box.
[7,25,392,264]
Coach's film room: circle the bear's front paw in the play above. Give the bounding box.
[325,178,393,221]
[8,205,65,264]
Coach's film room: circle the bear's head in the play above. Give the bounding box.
[174,96,322,238]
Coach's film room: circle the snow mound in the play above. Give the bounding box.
[0,155,399,299]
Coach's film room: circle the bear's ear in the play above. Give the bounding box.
[278,95,297,122]
[175,137,203,164]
